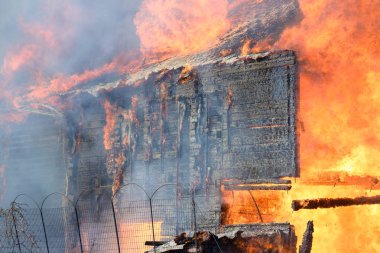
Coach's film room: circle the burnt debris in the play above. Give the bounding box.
[150,223,297,253]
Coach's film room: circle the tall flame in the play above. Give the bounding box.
[134,0,230,61]
[103,100,118,151]
[275,1,380,251]
[224,0,380,252]
[274,0,380,178]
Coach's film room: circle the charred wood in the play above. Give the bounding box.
[225,185,291,191]
[151,224,297,253]
[223,179,292,186]
[299,221,314,253]
[145,241,169,246]
[292,195,380,211]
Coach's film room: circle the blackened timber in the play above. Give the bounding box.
[292,195,380,211]
[71,50,297,187]
[299,221,314,253]
[224,185,291,191]
[67,50,297,239]
[145,241,169,246]
[223,179,292,186]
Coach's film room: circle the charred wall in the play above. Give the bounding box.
[65,50,297,232]
[68,50,297,196]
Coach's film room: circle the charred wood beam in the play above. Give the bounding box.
[145,241,169,246]
[223,179,291,186]
[224,185,291,191]
[292,195,380,211]
[299,221,314,253]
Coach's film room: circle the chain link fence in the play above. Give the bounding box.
[0,183,233,253]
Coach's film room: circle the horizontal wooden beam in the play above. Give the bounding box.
[223,179,292,186]
[224,185,291,191]
[292,195,380,211]
[145,241,169,246]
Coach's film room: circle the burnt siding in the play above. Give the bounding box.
[67,51,297,232]
[70,51,297,194]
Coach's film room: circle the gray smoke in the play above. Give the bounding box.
[0,0,142,206]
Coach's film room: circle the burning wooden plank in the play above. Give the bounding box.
[224,185,292,191]
[292,195,380,211]
[223,178,292,191]
[223,178,292,186]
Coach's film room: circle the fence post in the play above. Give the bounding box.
[110,200,121,253]
[11,210,22,253]
[191,193,197,231]
[74,207,84,253]
[39,209,50,253]
[149,198,157,253]
[191,192,198,253]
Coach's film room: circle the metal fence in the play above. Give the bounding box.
[0,183,226,253]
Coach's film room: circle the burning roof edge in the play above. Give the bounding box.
[65,50,296,98]
[15,0,301,117]
[62,0,301,98]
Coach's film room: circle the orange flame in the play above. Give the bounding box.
[222,188,283,224]
[119,221,162,252]
[1,45,38,78]
[240,37,273,56]
[178,64,193,84]
[129,96,139,124]
[1,1,379,251]
[134,0,230,61]
[271,1,379,251]
[103,100,118,151]
[27,59,125,101]
[226,86,233,109]
[112,154,125,196]
[224,0,380,252]
[274,0,380,179]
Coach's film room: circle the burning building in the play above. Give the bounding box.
[65,49,298,252]
[0,0,379,252]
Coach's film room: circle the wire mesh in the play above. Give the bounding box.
[76,198,119,253]
[16,207,47,253]
[116,199,153,253]
[0,186,282,253]
[0,216,15,253]
[42,206,81,253]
